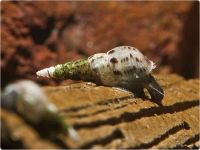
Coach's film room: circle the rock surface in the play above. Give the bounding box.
[1,74,199,149]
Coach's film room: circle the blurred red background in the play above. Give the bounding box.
[1,1,199,87]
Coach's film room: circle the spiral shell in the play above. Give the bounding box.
[36,46,164,103]
[1,80,79,140]
[1,80,57,123]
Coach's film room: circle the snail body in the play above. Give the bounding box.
[37,46,164,103]
[1,80,79,140]
[2,80,57,123]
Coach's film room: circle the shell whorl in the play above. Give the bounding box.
[88,46,156,86]
[36,59,97,82]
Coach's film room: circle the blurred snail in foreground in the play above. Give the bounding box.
[1,80,79,140]
[37,46,164,104]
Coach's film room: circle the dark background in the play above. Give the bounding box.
[1,1,199,87]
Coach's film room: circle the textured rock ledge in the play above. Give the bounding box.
[1,74,199,149]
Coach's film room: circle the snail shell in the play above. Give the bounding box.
[1,80,79,140]
[36,46,164,103]
[88,46,156,87]
[1,80,57,123]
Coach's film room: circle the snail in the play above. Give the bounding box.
[36,46,164,104]
[1,80,79,140]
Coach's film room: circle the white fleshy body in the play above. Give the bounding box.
[88,46,156,87]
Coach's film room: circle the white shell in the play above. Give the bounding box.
[36,66,55,78]
[88,46,155,86]
[2,80,57,123]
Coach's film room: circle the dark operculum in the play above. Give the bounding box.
[145,74,164,105]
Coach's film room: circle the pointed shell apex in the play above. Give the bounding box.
[36,67,55,78]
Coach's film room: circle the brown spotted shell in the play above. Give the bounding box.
[88,46,155,86]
